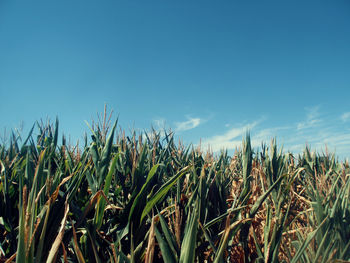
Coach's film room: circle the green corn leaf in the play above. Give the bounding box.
[16,189,26,263]
[249,174,284,218]
[128,164,160,223]
[179,206,198,263]
[90,142,99,172]
[20,124,35,152]
[94,154,119,230]
[313,225,330,263]
[34,203,50,262]
[198,221,217,254]
[53,117,59,148]
[214,218,251,263]
[155,225,177,263]
[84,120,101,145]
[251,227,263,259]
[99,121,117,180]
[204,205,247,229]
[158,211,179,257]
[140,166,190,223]
[291,217,327,263]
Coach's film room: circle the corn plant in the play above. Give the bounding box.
[0,115,349,262]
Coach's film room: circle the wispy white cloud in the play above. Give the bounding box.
[297,106,322,130]
[196,107,350,159]
[251,126,291,147]
[154,108,350,159]
[153,118,166,130]
[280,110,350,158]
[175,117,202,132]
[150,115,204,135]
[341,112,350,122]
[200,120,261,152]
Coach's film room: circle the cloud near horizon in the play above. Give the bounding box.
[198,107,350,158]
[341,112,350,123]
[297,106,322,130]
[152,118,166,130]
[200,120,261,152]
[175,117,202,132]
[152,108,350,159]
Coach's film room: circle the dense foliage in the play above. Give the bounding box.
[0,117,349,262]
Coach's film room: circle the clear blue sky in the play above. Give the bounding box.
[1,0,350,157]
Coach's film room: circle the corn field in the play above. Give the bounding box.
[0,117,349,263]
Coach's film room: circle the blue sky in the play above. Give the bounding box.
[1,0,350,158]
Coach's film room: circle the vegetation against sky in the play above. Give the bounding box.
[0,113,349,262]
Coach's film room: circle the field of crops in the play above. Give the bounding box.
[0,117,349,262]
